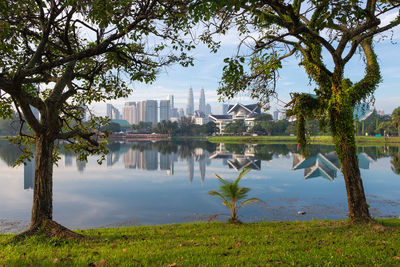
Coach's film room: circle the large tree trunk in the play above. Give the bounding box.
[31,134,54,226]
[332,108,371,223]
[16,133,83,239]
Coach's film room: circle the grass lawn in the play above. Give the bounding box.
[1,220,400,266]
[208,135,400,145]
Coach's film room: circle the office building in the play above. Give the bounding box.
[106,103,121,119]
[222,104,229,115]
[159,100,171,122]
[145,100,158,124]
[205,104,212,115]
[137,101,146,122]
[123,102,138,124]
[273,110,279,120]
[178,108,184,118]
[186,86,194,116]
[167,94,174,109]
[199,88,206,113]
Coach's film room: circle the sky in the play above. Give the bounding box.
[91,12,400,117]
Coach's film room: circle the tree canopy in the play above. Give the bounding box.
[195,0,400,222]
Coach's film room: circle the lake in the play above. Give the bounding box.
[1,140,400,233]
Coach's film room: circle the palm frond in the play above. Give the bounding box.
[235,167,251,186]
[208,190,229,203]
[238,198,264,209]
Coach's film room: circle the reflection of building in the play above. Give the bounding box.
[76,159,86,172]
[24,157,35,190]
[65,154,72,167]
[123,149,138,168]
[145,150,158,170]
[209,143,261,171]
[107,151,120,166]
[292,153,340,181]
[187,156,194,183]
[292,151,376,180]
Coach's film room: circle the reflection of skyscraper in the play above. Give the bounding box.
[145,150,158,170]
[160,153,170,170]
[187,156,194,183]
[186,87,194,116]
[107,151,120,166]
[199,155,206,183]
[24,157,35,190]
[65,154,73,167]
[199,88,206,113]
[76,159,86,172]
[123,148,138,168]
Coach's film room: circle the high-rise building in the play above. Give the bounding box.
[123,102,138,124]
[205,104,212,115]
[186,86,194,116]
[273,110,279,121]
[159,100,171,122]
[222,104,229,115]
[145,100,158,124]
[171,108,179,118]
[167,94,174,109]
[106,103,121,119]
[199,88,206,113]
[137,101,146,122]
[178,108,184,118]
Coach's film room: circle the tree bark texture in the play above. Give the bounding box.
[332,108,371,222]
[31,134,54,227]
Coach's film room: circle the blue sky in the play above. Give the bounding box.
[92,18,400,117]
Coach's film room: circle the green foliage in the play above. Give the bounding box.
[208,168,263,222]
[392,107,400,136]
[224,120,246,135]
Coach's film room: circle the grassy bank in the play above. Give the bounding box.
[208,135,400,145]
[1,220,400,266]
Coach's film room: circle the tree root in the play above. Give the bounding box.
[13,219,84,241]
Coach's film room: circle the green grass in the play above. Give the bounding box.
[1,220,400,266]
[208,135,400,145]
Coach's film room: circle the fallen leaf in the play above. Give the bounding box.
[392,256,400,260]
[235,241,241,247]
[167,263,177,267]
[94,259,107,266]
[122,248,127,253]
[111,244,117,249]
[52,258,58,263]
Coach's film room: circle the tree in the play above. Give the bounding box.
[377,121,396,136]
[224,120,246,135]
[100,122,121,133]
[197,0,400,222]
[392,107,400,136]
[0,0,194,237]
[255,114,273,135]
[208,168,263,223]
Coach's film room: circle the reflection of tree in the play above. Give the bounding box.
[224,144,246,154]
[0,139,22,166]
[391,154,400,175]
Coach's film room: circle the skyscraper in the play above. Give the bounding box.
[137,101,146,122]
[123,102,138,124]
[178,108,184,118]
[186,86,194,116]
[167,94,174,109]
[222,104,229,115]
[159,100,171,122]
[106,103,121,119]
[145,100,158,124]
[205,104,212,115]
[199,88,206,113]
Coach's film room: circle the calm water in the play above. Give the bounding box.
[1,140,400,232]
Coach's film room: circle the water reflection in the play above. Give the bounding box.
[0,139,399,186]
[2,139,400,230]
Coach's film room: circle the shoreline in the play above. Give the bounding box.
[208,135,400,145]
